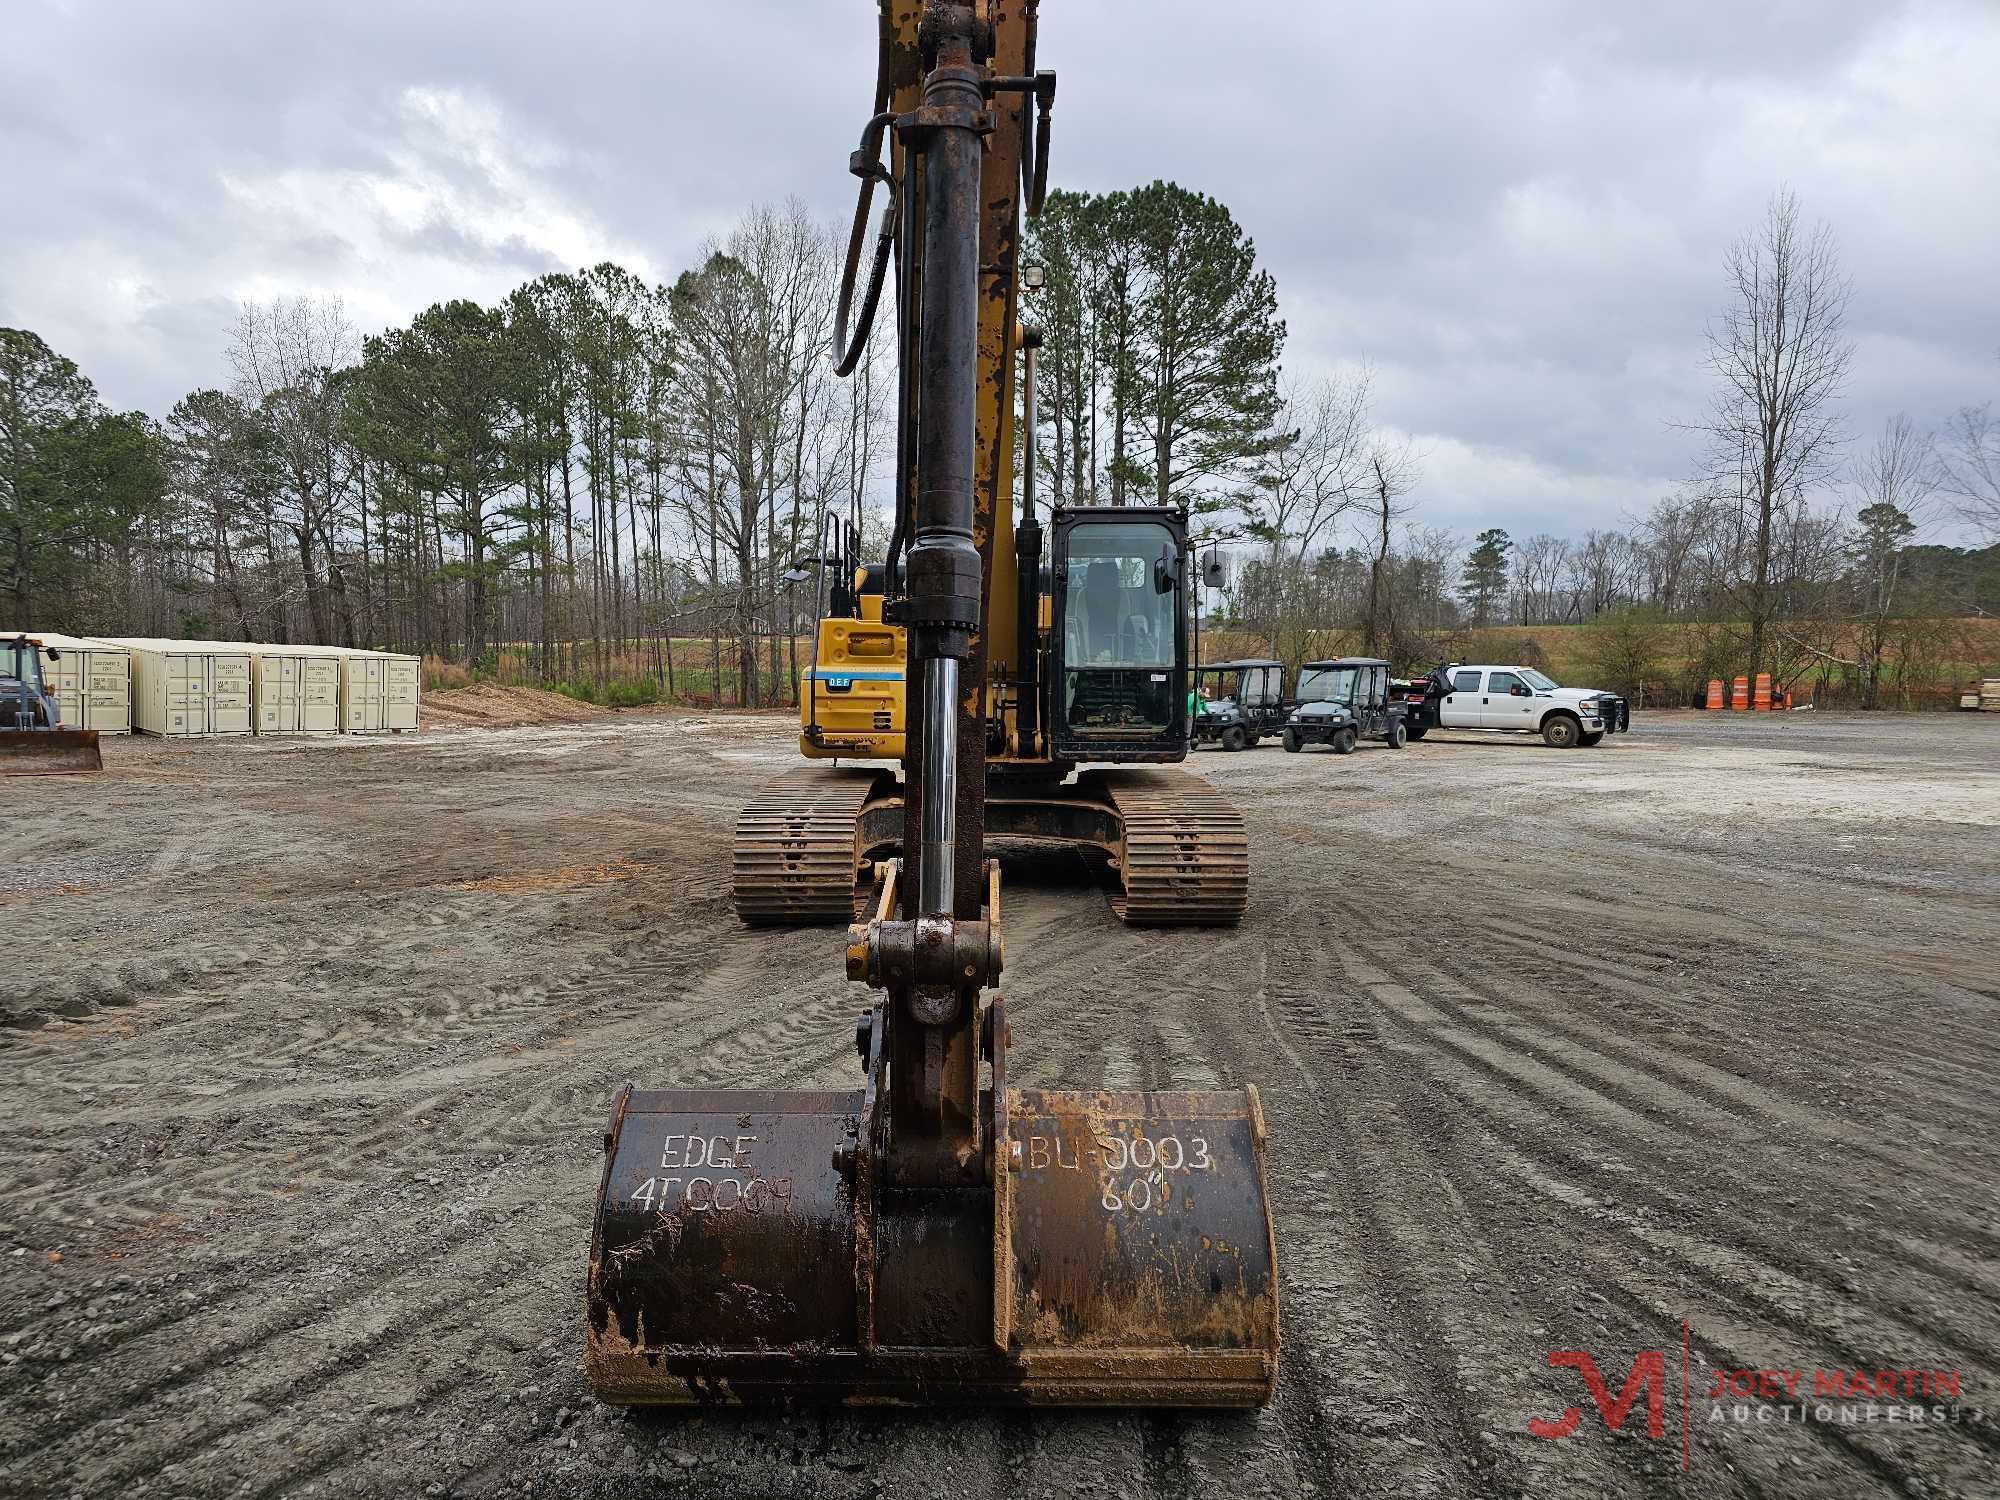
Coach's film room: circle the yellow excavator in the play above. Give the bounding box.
[585,1,1279,1407]
[728,17,1249,930]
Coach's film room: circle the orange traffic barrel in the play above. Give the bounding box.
[1706,679,1724,710]
[1731,675,1749,710]
[1754,672,1773,710]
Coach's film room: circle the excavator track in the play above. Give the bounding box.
[1093,768,1249,926]
[731,769,888,926]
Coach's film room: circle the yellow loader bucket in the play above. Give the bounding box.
[0,728,102,775]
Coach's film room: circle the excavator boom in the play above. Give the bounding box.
[586,0,1279,1409]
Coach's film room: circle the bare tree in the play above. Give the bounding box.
[1515,533,1570,623]
[1398,524,1459,638]
[1939,402,2000,543]
[1689,188,1854,683]
[1244,370,1373,564]
[1360,442,1420,655]
[1848,412,1939,706]
[229,296,360,644]
[1636,492,1711,616]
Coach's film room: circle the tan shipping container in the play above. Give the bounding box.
[1,630,131,734]
[328,648,420,733]
[249,646,342,734]
[102,638,254,737]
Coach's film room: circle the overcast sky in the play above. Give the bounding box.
[4,1,1997,545]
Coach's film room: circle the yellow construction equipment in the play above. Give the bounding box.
[2,634,102,775]
[730,5,1249,930]
[585,0,1279,1407]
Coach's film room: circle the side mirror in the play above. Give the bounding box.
[1512,684,1530,696]
[45,647,60,661]
[1153,556,1176,595]
[1202,554,1225,589]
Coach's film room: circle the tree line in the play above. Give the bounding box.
[5,183,1996,710]
[5,200,885,706]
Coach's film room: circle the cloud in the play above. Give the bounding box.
[2,0,1996,542]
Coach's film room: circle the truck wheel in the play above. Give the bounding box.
[1542,714,1582,749]
[1283,729,1301,754]
[1222,724,1247,752]
[1386,720,1407,749]
[1332,726,1358,755]
[1405,723,1428,741]
[1579,731,1605,747]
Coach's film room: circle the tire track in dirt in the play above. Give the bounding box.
[1120,899,1484,1498]
[1332,918,2000,1344]
[1335,929,2000,1377]
[1322,923,2000,1495]
[1456,919,2000,1128]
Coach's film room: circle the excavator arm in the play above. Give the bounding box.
[585,1,1278,1408]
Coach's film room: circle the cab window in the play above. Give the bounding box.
[1063,523,1176,669]
[1487,671,1526,696]
[1450,669,1482,694]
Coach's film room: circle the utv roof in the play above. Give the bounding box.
[1302,656,1392,668]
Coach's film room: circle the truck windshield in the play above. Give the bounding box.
[1519,668,1558,691]
[1295,666,1358,704]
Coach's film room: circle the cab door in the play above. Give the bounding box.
[1439,668,1485,728]
[1481,670,1534,729]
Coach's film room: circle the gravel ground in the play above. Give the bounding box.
[2,708,1997,1499]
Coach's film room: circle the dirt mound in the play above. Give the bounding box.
[419,682,606,730]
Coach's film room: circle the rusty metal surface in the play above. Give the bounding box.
[585,1082,1278,1408]
[1003,1088,1277,1405]
[0,728,101,775]
[585,1087,863,1403]
[730,768,894,925]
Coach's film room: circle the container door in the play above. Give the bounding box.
[384,659,418,729]
[303,658,338,732]
[47,648,82,728]
[213,655,252,733]
[88,653,129,733]
[257,658,281,732]
[170,655,206,735]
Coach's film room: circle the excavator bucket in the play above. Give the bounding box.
[0,728,102,775]
[585,1065,1278,1406]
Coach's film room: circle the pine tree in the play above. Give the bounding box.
[1461,527,1512,625]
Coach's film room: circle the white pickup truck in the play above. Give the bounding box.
[1402,664,1629,748]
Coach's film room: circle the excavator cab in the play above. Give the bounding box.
[1049,507,1189,761]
